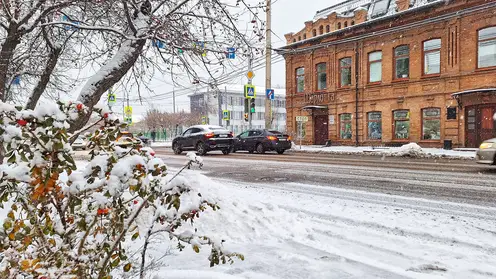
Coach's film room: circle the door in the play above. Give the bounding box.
[480,106,496,144]
[314,115,329,145]
[236,131,250,150]
[246,130,263,150]
[465,105,496,147]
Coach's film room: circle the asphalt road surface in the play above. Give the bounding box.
[154,147,496,206]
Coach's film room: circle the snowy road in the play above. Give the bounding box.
[146,150,496,279]
[155,149,496,206]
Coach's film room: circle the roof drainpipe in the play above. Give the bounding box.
[354,42,360,147]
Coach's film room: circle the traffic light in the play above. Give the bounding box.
[250,98,256,113]
[244,113,249,122]
[244,98,249,114]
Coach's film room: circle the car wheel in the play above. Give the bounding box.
[172,142,182,155]
[276,149,285,155]
[256,143,265,154]
[230,146,236,153]
[196,142,207,155]
[222,149,230,155]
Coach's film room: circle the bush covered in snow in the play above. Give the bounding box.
[0,101,242,278]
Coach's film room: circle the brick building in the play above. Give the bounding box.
[278,0,496,148]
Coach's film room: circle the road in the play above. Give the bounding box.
[154,147,496,206]
[150,147,496,279]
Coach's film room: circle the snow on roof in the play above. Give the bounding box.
[314,0,439,22]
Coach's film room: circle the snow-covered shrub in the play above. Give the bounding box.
[0,101,242,278]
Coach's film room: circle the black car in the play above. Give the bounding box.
[232,129,292,154]
[172,125,234,155]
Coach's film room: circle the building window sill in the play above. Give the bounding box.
[392,78,409,83]
[475,66,496,72]
[421,74,441,79]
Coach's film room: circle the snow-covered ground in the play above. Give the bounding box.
[146,170,496,279]
[151,141,173,148]
[290,143,476,159]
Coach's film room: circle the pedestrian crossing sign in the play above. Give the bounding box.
[244,84,256,98]
[222,110,230,120]
[124,106,132,117]
[108,93,116,105]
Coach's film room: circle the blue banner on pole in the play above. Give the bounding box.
[226,47,236,59]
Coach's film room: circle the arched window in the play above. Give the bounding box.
[298,36,301,41]
[319,25,324,35]
[326,25,330,33]
[423,39,441,75]
[351,20,355,26]
[293,38,296,43]
[312,29,317,37]
[478,26,496,68]
[303,34,307,39]
[337,22,342,29]
[344,21,348,28]
[394,45,410,79]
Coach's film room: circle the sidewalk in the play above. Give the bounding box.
[290,142,477,160]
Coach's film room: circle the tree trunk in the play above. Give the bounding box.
[69,12,149,133]
[0,26,21,102]
[68,37,147,133]
[25,47,62,110]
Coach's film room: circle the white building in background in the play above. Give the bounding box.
[189,85,286,135]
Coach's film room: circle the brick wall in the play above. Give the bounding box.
[283,0,496,147]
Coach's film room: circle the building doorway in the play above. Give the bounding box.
[314,115,329,145]
[465,105,496,147]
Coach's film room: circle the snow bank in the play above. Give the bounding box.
[291,143,476,160]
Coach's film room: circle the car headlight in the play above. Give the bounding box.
[479,142,494,149]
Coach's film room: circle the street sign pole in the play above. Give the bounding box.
[247,55,253,129]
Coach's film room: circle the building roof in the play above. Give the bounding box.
[314,0,437,21]
[281,0,445,50]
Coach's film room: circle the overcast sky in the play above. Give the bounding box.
[100,0,343,120]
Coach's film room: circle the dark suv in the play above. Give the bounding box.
[172,125,234,155]
[232,129,292,154]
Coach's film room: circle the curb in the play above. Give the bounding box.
[287,149,476,161]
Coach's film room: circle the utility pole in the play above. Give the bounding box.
[173,88,176,113]
[264,0,272,129]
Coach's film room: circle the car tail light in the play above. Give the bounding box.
[287,136,292,141]
[267,135,278,141]
[229,132,234,137]
[205,132,215,138]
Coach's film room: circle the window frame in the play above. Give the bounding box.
[393,45,410,80]
[421,107,442,141]
[422,38,442,77]
[367,111,382,140]
[319,25,324,35]
[477,26,496,70]
[296,67,305,93]
[312,29,317,37]
[316,63,327,91]
[392,110,410,140]
[326,25,330,33]
[368,51,383,84]
[339,57,352,88]
[339,113,353,140]
[337,22,341,29]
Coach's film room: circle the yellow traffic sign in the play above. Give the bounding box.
[246,71,255,80]
[124,106,132,117]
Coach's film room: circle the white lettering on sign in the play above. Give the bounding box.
[304,93,335,105]
[296,116,309,122]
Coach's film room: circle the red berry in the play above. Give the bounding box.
[17,119,27,126]
[133,200,138,204]
[103,113,109,119]
[76,103,83,111]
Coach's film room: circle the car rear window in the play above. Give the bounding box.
[208,127,225,130]
[268,130,283,135]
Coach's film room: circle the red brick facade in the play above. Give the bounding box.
[280,0,496,148]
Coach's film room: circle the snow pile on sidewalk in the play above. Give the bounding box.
[291,142,476,160]
[121,171,311,279]
[387,142,424,157]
